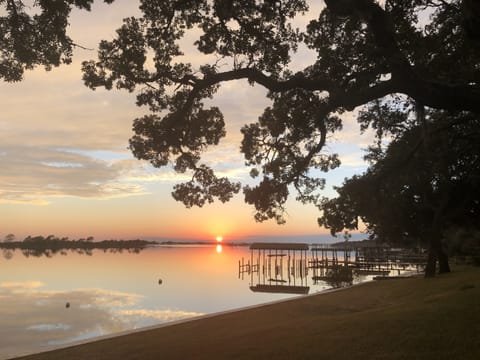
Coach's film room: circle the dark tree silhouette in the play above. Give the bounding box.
[319,109,480,276]
[81,0,480,225]
[3,233,15,242]
[0,0,115,82]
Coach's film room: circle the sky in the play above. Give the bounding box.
[0,0,374,242]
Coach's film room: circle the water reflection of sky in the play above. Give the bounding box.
[0,246,276,358]
[0,245,365,359]
[0,281,203,358]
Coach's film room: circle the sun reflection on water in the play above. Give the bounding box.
[216,244,222,253]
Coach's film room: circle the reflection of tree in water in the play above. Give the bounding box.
[74,248,93,256]
[3,249,14,260]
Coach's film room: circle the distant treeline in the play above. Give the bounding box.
[1,234,156,251]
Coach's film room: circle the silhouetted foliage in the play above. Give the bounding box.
[0,0,115,82]
[447,228,480,265]
[318,109,480,276]
[80,0,480,224]
[3,233,15,242]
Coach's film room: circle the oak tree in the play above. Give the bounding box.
[81,0,480,226]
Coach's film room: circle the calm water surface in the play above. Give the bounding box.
[0,244,368,359]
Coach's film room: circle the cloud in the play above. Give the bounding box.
[0,146,147,204]
[0,69,143,152]
[0,140,251,205]
[0,281,44,289]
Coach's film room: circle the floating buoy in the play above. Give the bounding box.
[158,279,163,285]
[65,302,70,308]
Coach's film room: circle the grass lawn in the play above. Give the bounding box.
[15,265,480,360]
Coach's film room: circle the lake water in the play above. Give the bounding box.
[0,244,374,359]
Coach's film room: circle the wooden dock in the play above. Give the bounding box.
[239,242,427,294]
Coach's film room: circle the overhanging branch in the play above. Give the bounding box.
[324,0,480,113]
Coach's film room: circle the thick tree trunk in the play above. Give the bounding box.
[424,247,437,278]
[424,234,451,277]
[437,246,451,274]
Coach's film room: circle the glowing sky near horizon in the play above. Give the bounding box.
[0,1,373,241]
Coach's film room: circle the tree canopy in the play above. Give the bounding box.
[318,106,480,275]
[80,0,480,225]
[3,1,479,230]
[0,0,114,82]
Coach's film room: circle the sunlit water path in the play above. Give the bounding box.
[1,244,374,359]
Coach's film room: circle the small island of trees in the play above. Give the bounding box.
[1,234,156,259]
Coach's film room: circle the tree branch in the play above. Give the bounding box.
[193,67,338,93]
[325,0,480,113]
[181,65,480,117]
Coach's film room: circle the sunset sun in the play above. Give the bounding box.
[216,236,223,242]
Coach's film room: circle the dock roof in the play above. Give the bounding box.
[249,242,309,251]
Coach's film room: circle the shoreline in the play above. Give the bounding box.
[13,266,479,360]
[9,279,372,359]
